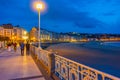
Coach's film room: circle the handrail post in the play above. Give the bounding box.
[48,53,55,77]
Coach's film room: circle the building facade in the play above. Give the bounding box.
[29,27,82,43]
[30,27,53,42]
[0,24,27,41]
[29,27,38,42]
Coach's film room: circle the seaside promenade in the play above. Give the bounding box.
[0,48,46,80]
[0,42,120,80]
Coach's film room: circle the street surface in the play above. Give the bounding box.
[0,47,45,80]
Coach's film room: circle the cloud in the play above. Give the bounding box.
[105,0,112,2]
[0,0,120,33]
[74,16,106,28]
[103,12,115,16]
[42,0,105,29]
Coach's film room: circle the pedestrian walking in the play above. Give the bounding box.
[13,42,17,52]
[0,41,2,49]
[7,42,11,51]
[20,42,24,56]
[26,42,30,55]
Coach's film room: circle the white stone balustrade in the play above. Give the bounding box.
[54,54,120,80]
[30,45,52,76]
[30,45,120,80]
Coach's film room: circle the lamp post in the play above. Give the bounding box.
[36,3,42,48]
[36,2,44,49]
[32,1,46,49]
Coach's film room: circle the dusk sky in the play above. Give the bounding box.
[0,0,120,34]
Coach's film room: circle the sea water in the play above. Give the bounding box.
[104,42,120,47]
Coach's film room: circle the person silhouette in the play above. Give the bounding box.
[26,41,30,55]
[20,42,24,56]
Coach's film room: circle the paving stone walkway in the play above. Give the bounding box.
[0,47,45,80]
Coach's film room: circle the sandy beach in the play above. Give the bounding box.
[46,42,120,78]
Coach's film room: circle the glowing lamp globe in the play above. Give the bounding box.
[36,3,43,10]
[32,1,46,12]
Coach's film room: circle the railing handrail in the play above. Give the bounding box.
[54,54,120,80]
[30,45,120,80]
